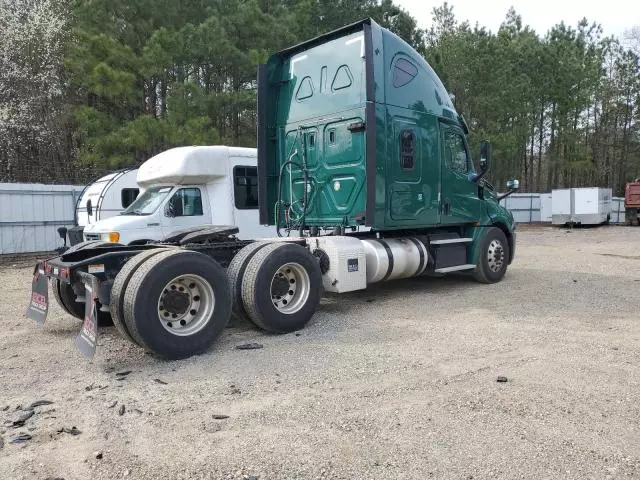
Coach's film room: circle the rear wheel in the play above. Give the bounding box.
[51,279,113,327]
[473,227,509,284]
[226,241,270,324]
[122,250,231,359]
[241,243,322,333]
[57,240,121,326]
[109,248,174,344]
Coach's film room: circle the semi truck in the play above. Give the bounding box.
[80,146,273,245]
[26,19,519,360]
[625,179,640,226]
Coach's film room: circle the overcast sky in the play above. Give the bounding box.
[395,0,639,39]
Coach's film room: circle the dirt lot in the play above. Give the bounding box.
[1,225,639,480]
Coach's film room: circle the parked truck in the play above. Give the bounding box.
[625,179,640,226]
[27,19,519,360]
[80,146,273,245]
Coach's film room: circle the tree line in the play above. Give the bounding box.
[1,0,638,195]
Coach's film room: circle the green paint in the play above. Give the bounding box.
[260,19,514,243]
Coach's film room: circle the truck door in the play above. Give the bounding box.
[439,123,485,225]
[387,117,440,226]
[161,186,211,236]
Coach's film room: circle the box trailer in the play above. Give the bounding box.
[551,188,612,226]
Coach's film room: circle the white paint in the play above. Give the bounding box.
[290,55,308,75]
[83,146,274,244]
[76,169,139,226]
[345,35,365,57]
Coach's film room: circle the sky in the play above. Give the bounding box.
[395,0,640,40]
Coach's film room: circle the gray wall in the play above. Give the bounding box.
[0,183,84,254]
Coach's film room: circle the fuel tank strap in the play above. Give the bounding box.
[377,239,394,282]
[407,237,426,276]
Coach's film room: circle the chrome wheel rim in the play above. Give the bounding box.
[270,262,310,314]
[157,274,215,336]
[487,239,505,273]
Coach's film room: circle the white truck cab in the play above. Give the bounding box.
[82,146,273,244]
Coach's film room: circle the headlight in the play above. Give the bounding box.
[102,232,120,243]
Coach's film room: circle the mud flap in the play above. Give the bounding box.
[26,262,48,326]
[74,275,99,358]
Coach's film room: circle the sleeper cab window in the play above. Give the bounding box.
[121,188,140,209]
[393,57,418,88]
[166,188,203,217]
[400,130,416,170]
[234,166,259,210]
[445,131,470,174]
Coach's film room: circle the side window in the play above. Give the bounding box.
[165,188,203,217]
[444,131,470,174]
[393,57,418,88]
[121,188,140,209]
[234,166,259,210]
[399,130,415,170]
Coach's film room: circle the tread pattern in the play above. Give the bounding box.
[240,241,323,333]
[473,227,509,284]
[122,249,187,349]
[122,249,231,358]
[109,248,173,344]
[226,241,270,322]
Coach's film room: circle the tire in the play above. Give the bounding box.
[473,227,510,284]
[51,278,72,316]
[122,250,232,359]
[109,248,174,345]
[52,278,113,327]
[241,242,322,333]
[226,241,271,323]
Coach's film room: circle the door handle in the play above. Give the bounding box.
[443,201,451,215]
[347,122,366,132]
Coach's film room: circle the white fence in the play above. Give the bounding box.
[499,192,626,224]
[0,183,629,255]
[0,183,84,255]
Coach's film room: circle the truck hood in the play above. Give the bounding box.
[83,215,152,233]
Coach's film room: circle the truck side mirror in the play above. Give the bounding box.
[471,140,491,183]
[479,140,491,173]
[497,179,520,202]
[506,179,520,191]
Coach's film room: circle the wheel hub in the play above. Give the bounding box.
[487,239,505,273]
[270,263,310,314]
[157,275,215,336]
[162,291,190,314]
[271,276,290,297]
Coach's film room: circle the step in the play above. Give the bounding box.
[430,237,473,245]
[434,264,476,273]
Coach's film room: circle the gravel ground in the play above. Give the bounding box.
[1,225,639,480]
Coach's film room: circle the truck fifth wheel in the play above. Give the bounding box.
[27,19,520,360]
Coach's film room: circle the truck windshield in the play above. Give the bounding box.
[121,186,172,215]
